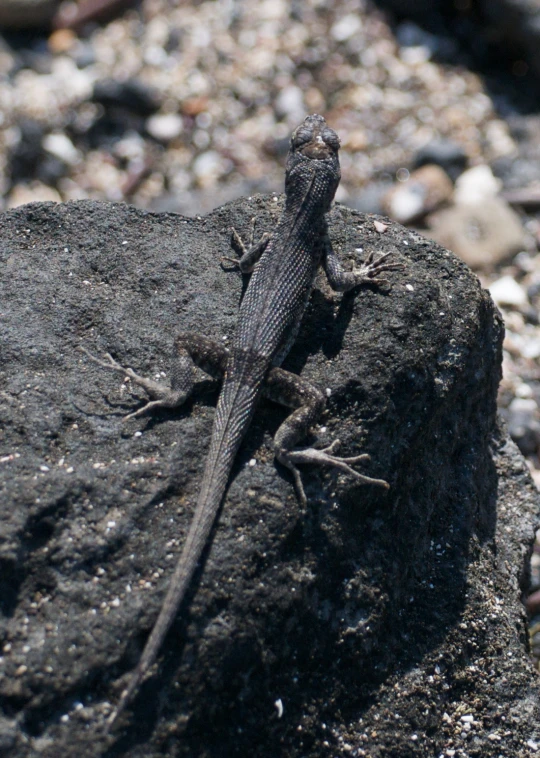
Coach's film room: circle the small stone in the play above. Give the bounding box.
[181,97,209,116]
[331,14,362,42]
[0,716,17,751]
[146,113,183,142]
[382,164,453,224]
[454,165,502,205]
[414,139,467,181]
[504,397,540,456]
[428,198,527,271]
[192,151,227,185]
[42,133,80,165]
[489,276,528,308]
[343,128,368,153]
[275,86,304,120]
[48,28,76,54]
[92,79,161,116]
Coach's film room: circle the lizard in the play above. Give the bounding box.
[82,114,399,728]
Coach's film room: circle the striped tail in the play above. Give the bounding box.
[108,369,264,726]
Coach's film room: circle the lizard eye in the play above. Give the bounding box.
[322,128,340,151]
[291,126,312,149]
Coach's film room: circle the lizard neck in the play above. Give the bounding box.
[281,173,333,244]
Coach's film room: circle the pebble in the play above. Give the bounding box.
[192,151,228,186]
[42,133,80,165]
[48,28,77,54]
[453,165,502,205]
[428,199,527,271]
[504,397,540,456]
[0,716,17,751]
[331,14,362,42]
[92,79,161,116]
[382,164,453,224]
[489,276,528,308]
[413,138,467,181]
[274,85,305,121]
[146,113,183,142]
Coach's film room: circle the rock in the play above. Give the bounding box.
[453,165,502,205]
[381,164,453,224]
[503,397,540,457]
[92,79,161,116]
[47,28,76,54]
[145,113,183,142]
[42,133,80,166]
[274,85,304,122]
[8,119,46,183]
[6,181,62,208]
[413,138,467,181]
[348,180,390,215]
[330,14,363,42]
[0,0,59,28]
[0,198,539,757]
[489,275,528,308]
[192,150,230,186]
[427,197,528,271]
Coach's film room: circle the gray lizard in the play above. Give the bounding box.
[83,114,398,727]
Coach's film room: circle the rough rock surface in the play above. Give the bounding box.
[0,198,538,757]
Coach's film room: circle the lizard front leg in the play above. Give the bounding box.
[221,218,272,273]
[81,334,227,420]
[323,237,402,292]
[264,366,389,506]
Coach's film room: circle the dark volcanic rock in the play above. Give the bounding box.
[0,198,538,757]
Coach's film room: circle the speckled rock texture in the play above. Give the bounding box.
[0,198,538,757]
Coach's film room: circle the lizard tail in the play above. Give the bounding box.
[107,371,264,728]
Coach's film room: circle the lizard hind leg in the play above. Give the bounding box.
[264,366,389,506]
[80,333,228,420]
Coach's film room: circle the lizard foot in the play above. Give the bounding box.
[352,250,403,287]
[278,439,389,506]
[221,225,271,273]
[80,348,188,420]
[220,227,251,269]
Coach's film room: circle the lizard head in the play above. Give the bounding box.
[285,114,341,210]
[289,114,341,160]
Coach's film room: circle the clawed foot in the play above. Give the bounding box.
[80,347,187,420]
[221,225,271,272]
[353,251,403,287]
[220,227,249,270]
[278,438,389,506]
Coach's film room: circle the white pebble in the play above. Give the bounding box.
[275,86,304,119]
[42,133,80,166]
[146,113,183,142]
[454,165,502,205]
[331,14,362,41]
[192,151,224,181]
[489,276,527,308]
